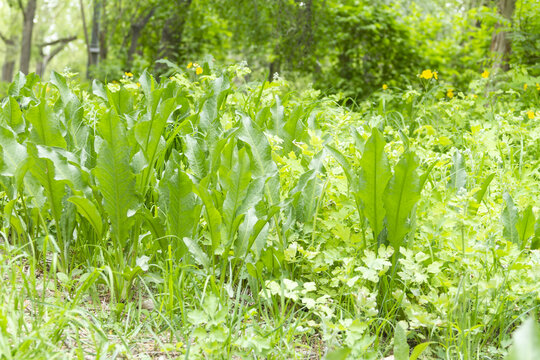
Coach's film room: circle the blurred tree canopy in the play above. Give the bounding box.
[0,0,539,98]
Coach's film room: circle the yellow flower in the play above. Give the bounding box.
[536,83,540,91]
[136,82,141,87]
[420,69,434,80]
[523,83,528,91]
[433,71,438,80]
[187,62,193,69]
[447,89,454,98]
[125,72,133,77]
[196,67,203,75]
[481,70,489,78]
[527,110,535,119]
[382,84,388,90]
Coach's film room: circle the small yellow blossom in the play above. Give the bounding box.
[481,70,489,78]
[187,62,193,69]
[433,71,438,80]
[420,69,434,80]
[527,110,535,119]
[447,89,454,98]
[125,72,133,77]
[536,83,540,91]
[136,82,141,87]
[196,67,203,75]
[382,84,388,90]
[523,83,528,91]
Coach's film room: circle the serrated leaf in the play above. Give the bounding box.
[502,192,519,244]
[359,127,391,240]
[93,111,137,247]
[0,126,27,177]
[221,147,252,229]
[8,72,26,97]
[517,205,535,249]
[394,323,409,360]
[164,167,200,252]
[184,135,208,180]
[469,173,495,216]
[27,143,66,243]
[183,237,210,268]
[68,196,103,237]
[238,113,277,178]
[384,151,421,250]
[26,101,67,148]
[449,150,467,190]
[0,97,23,133]
[194,177,222,251]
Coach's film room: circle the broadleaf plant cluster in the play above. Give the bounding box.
[0,62,539,359]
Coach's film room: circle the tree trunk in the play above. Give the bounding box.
[155,0,193,73]
[0,33,17,82]
[490,0,516,71]
[88,0,102,78]
[127,7,156,67]
[2,61,15,83]
[19,0,38,75]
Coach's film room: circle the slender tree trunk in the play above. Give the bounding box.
[0,33,17,82]
[88,0,102,78]
[490,0,516,71]
[19,0,38,75]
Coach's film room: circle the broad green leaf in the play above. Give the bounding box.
[394,323,409,360]
[27,143,66,244]
[50,71,86,150]
[194,177,222,251]
[68,196,103,237]
[50,71,77,104]
[384,151,421,250]
[505,318,540,360]
[502,192,519,244]
[469,173,495,216]
[238,113,277,178]
[270,95,284,136]
[8,72,26,97]
[517,205,535,249]
[409,342,433,360]
[220,147,253,236]
[183,237,210,268]
[449,150,467,190]
[323,347,351,360]
[0,97,23,133]
[92,80,107,100]
[93,111,137,247]
[35,145,87,194]
[184,135,208,180]
[359,127,391,240]
[26,101,67,148]
[165,168,200,251]
[325,145,359,194]
[107,86,134,115]
[0,126,27,178]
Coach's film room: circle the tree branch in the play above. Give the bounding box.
[17,0,25,16]
[39,35,77,48]
[0,31,14,45]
